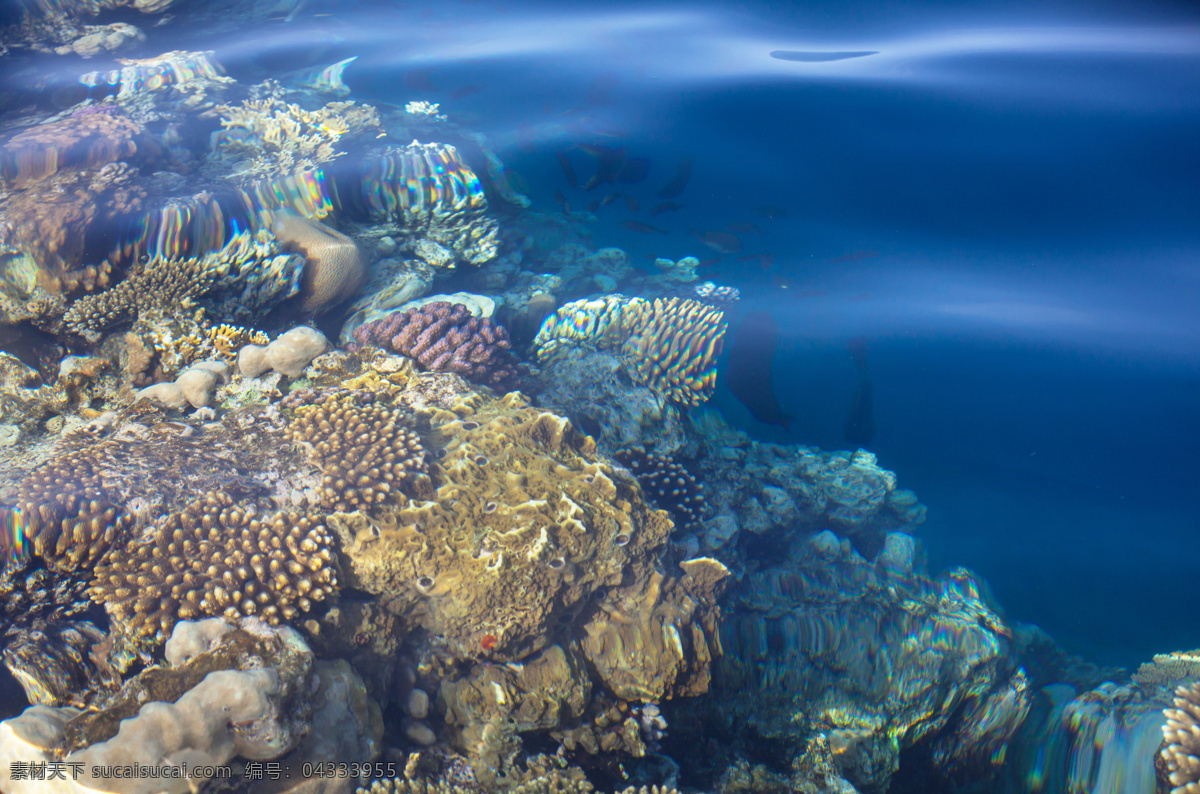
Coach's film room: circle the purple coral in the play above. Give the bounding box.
[352,301,518,389]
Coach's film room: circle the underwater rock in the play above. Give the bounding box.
[1,620,109,708]
[685,533,1025,793]
[533,349,692,456]
[0,617,321,793]
[135,358,230,410]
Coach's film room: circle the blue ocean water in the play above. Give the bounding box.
[1,0,1199,791]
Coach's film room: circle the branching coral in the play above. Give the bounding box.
[289,390,429,513]
[91,488,339,642]
[211,98,381,181]
[1160,682,1200,793]
[352,301,518,389]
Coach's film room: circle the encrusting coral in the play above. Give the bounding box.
[534,295,726,406]
[352,301,518,389]
[91,488,339,642]
[0,111,148,189]
[289,389,429,513]
[1159,682,1200,794]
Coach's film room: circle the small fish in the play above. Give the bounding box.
[624,195,639,213]
[617,157,650,183]
[404,68,437,92]
[450,84,482,100]
[554,190,566,206]
[737,253,774,269]
[555,150,577,187]
[650,201,684,216]
[600,192,621,207]
[622,220,668,234]
[754,205,786,219]
[727,222,762,235]
[587,200,600,212]
[690,229,742,254]
[562,201,572,216]
[579,144,626,191]
[657,157,693,198]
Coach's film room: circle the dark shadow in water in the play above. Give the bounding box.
[769,50,879,62]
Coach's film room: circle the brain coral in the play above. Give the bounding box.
[330,391,674,661]
[91,488,338,642]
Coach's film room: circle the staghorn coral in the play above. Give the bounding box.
[208,322,270,360]
[1160,682,1200,793]
[63,252,215,334]
[328,391,674,662]
[1135,650,1200,688]
[210,97,382,181]
[352,301,518,389]
[91,488,339,642]
[615,446,708,529]
[289,389,429,513]
[534,296,726,406]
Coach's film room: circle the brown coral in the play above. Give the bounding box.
[91,488,339,642]
[615,446,708,529]
[1160,682,1200,793]
[63,252,217,334]
[289,390,429,513]
[273,214,367,313]
[0,112,149,189]
[351,301,518,389]
[329,392,674,661]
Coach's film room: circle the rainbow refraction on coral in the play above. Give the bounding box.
[357,142,486,220]
[78,50,228,99]
[534,295,726,405]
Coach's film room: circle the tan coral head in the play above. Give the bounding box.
[273,214,367,314]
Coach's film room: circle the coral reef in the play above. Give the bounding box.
[2,620,108,708]
[1160,683,1200,794]
[289,389,429,513]
[682,532,1026,793]
[533,349,692,456]
[79,50,231,100]
[238,325,330,378]
[272,214,368,313]
[614,446,708,529]
[0,111,147,189]
[353,142,500,268]
[0,352,106,431]
[535,296,726,407]
[351,301,518,389]
[329,391,674,661]
[209,98,382,181]
[0,617,341,794]
[91,488,339,642]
